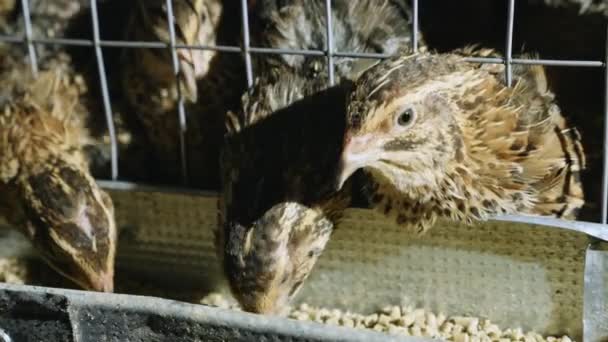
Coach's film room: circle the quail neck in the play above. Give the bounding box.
[338,52,585,232]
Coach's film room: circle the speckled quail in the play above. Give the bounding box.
[336,51,586,233]
[121,0,245,188]
[217,72,353,314]
[0,53,117,292]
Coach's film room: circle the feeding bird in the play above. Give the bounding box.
[216,0,425,313]
[336,51,586,233]
[217,72,353,314]
[250,0,422,81]
[0,52,117,292]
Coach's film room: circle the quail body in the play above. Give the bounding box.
[218,72,353,314]
[337,51,586,233]
[250,0,422,80]
[121,0,243,188]
[0,53,117,292]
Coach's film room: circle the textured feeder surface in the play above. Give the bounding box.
[99,187,590,339]
[583,247,608,342]
[0,284,428,342]
[0,186,599,340]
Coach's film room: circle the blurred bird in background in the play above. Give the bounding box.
[250,0,423,81]
[121,0,245,189]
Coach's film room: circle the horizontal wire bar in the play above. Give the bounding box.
[512,58,604,67]
[0,35,22,43]
[249,46,325,56]
[0,35,242,51]
[1,35,606,67]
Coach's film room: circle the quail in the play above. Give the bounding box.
[217,72,353,314]
[336,51,586,233]
[250,0,422,81]
[215,0,427,312]
[121,0,242,188]
[0,52,117,292]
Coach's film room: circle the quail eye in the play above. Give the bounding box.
[397,108,415,127]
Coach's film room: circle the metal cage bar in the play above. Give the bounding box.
[240,0,254,87]
[505,0,515,87]
[412,0,419,53]
[19,0,37,75]
[2,34,604,67]
[164,0,190,185]
[89,0,118,180]
[324,0,335,86]
[601,25,608,224]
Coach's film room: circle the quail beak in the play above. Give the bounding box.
[336,133,382,190]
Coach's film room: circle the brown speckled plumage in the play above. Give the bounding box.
[337,51,586,233]
[0,53,117,292]
[121,0,242,188]
[250,0,422,81]
[217,72,352,314]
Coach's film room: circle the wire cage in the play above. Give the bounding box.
[0,0,607,341]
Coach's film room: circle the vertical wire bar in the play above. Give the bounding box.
[164,0,189,185]
[324,0,335,86]
[411,0,419,53]
[89,0,118,180]
[20,0,38,75]
[505,0,515,87]
[240,0,253,87]
[601,24,608,224]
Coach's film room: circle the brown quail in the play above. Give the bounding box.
[0,52,117,292]
[121,0,244,188]
[336,51,586,233]
[217,72,353,314]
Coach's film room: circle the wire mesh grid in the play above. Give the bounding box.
[0,0,607,233]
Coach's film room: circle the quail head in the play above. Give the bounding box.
[217,72,353,314]
[0,54,117,292]
[336,51,586,233]
[220,202,333,315]
[250,0,422,81]
[123,0,222,107]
